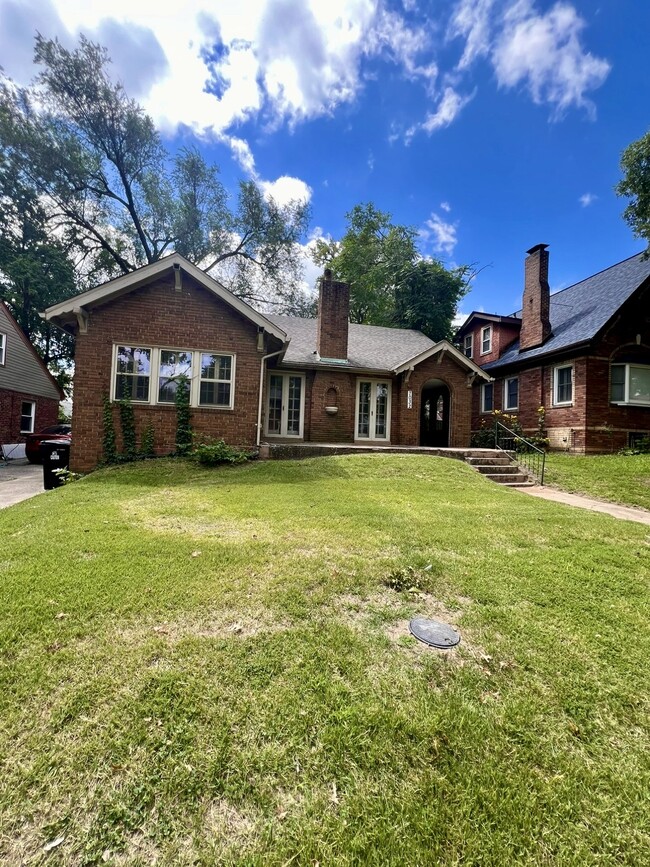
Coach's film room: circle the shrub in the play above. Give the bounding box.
[175,375,192,456]
[191,439,255,466]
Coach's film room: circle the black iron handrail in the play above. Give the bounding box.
[494,420,546,485]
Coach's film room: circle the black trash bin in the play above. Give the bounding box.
[40,439,71,490]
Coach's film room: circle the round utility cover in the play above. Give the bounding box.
[409,618,460,649]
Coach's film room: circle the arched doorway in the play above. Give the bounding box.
[420,379,450,447]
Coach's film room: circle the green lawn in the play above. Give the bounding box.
[544,453,650,510]
[1,456,649,865]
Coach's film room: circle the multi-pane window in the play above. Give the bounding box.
[115,346,151,401]
[357,381,371,437]
[200,353,233,408]
[0,332,6,365]
[463,334,473,358]
[20,400,35,433]
[611,363,650,405]
[504,377,519,411]
[481,326,492,354]
[113,346,234,408]
[158,350,192,403]
[481,382,494,413]
[265,373,304,437]
[554,365,573,405]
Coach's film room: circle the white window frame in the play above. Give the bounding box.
[110,345,235,410]
[355,378,392,441]
[264,372,306,438]
[20,400,36,434]
[463,334,473,358]
[504,376,519,411]
[480,382,494,414]
[481,325,492,355]
[610,363,650,406]
[0,332,6,365]
[553,364,574,406]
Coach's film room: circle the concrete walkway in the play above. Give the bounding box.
[513,484,650,526]
[0,460,45,509]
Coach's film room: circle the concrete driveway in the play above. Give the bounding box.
[0,459,46,509]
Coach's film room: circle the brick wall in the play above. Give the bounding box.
[317,273,350,361]
[71,272,265,472]
[520,245,551,350]
[465,322,520,366]
[0,388,59,444]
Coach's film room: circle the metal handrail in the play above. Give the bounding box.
[494,420,546,485]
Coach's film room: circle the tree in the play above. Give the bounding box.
[312,203,469,338]
[616,129,650,256]
[0,34,310,338]
[0,154,75,379]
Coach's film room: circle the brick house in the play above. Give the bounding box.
[43,254,490,472]
[0,301,63,458]
[456,245,650,452]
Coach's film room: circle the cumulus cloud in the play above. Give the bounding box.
[421,212,459,256]
[579,192,597,207]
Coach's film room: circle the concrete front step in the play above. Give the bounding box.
[465,456,513,467]
[473,464,524,476]
[483,472,530,485]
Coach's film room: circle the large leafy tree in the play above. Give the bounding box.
[616,129,650,256]
[0,34,311,349]
[312,203,469,339]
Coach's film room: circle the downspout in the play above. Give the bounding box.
[256,346,287,446]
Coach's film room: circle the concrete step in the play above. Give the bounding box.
[483,472,530,484]
[473,464,523,475]
[465,456,512,467]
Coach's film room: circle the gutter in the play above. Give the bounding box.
[256,346,287,446]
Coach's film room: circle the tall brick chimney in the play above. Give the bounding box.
[520,244,552,350]
[317,269,350,361]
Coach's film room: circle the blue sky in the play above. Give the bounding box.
[1,0,648,320]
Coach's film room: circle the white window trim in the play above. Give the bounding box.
[355,378,392,442]
[464,334,473,359]
[20,400,36,434]
[480,382,494,414]
[0,332,6,366]
[264,372,306,438]
[480,325,492,355]
[110,345,236,410]
[553,364,574,406]
[504,376,519,411]
[610,362,650,406]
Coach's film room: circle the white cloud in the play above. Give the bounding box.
[440,201,451,212]
[492,1,611,117]
[259,175,312,207]
[407,86,474,139]
[579,192,597,207]
[448,0,497,71]
[421,212,459,256]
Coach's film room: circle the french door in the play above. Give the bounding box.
[266,373,305,437]
[356,379,391,441]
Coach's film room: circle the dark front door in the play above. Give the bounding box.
[420,386,450,447]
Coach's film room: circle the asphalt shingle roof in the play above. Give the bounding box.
[484,252,650,371]
[265,314,435,371]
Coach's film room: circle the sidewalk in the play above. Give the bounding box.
[514,485,650,526]
[0,460,45,509]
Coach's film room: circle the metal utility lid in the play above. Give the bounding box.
[409,617,460,649]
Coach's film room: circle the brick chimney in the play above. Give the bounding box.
[317,269,350,361]
[520,244,552,350]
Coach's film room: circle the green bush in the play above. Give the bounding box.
[191,439,255,466]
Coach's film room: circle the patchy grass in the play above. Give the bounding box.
[1,455,649,865]
[545,452,650,510]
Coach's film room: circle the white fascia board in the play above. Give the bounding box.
[393,339,492,380]
[43,253,287,342]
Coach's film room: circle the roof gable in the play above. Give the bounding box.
[43,253,287,341]
[0,303,64,400]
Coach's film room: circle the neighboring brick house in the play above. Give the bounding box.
[43,254,490,472]
[0,302,63,457]
[456,245,650,452]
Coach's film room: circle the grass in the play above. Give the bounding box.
[1,454,649,865]
[544,452,650,510]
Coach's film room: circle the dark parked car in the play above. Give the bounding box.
[25,425,71,464]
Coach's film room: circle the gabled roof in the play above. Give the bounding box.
[264,315,491,378]
[484,251,650,371]
[0,302,64,400]
[43,253,288,342]
[456,311,521,336]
